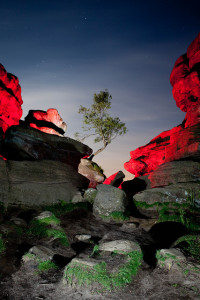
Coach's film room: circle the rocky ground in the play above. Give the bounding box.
[0,203,199,300]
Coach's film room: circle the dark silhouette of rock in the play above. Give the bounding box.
[0,64,23,132]
[24,109,67,136]
[121,177,147,198]
[103,171,125,188]
[2,125,92,170]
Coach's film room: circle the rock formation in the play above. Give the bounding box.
[123,33,200,220]
[2,125,92,170]
[24,109,67,136]
[0,39,200,300]
[0,63,92,208]
[0,64,23,133]
[0,158,89,209]
[124,33,200,177]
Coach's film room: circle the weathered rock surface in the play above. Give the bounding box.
[0,158,89,209]
[93,184,128,217]
[147,160,200,188]
[0,64,23,132]
[78,158,105,188]
[3,125,92,170]
[133,182,200,217]
[98,239,141,254]
[24,108,67,136]
[124,33,200,177]
[156,248,200,288]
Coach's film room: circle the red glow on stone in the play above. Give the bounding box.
[124,33,200,177]
[0,155,7,161]
[103,172,123,189]
[0,64,23,132]
[30,123,62,136]
[31,109,67,136]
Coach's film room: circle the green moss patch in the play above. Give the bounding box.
[64,250,142,291]
[101,211,129,222]
[174,235,200,261]
[37,260,58,272]
[44,201,89,217]
[134,197,200,232]
[27,215,69,247]
[0,235,5,255]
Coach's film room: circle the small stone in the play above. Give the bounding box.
[35,211,54,220]
[99,240,141,254]
[10,217,27,227]
[75,234,91,241]
[83,188,97,204]
[29,245,55,261]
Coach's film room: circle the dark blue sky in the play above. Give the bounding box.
[1,0,200,178]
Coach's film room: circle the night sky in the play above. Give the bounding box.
[1,0,200,178]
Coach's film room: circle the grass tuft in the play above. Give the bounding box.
[37,260,58,272]
[27,215,69,247]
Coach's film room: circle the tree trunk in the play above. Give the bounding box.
[88,144,108,160]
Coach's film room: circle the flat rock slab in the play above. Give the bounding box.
[3,125,92,170]
[133,182,200,217]
[99,240,141,254]
[147,160,200,188]
[0,158,89,209]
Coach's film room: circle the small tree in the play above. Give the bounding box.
[75,90,127,159]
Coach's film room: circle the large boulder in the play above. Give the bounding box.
[0,158,89,209]
[133,182,200,218]
[93,184,128,217]
[24,109,67,136]
[2,125,92,170]
[0,64,23,133]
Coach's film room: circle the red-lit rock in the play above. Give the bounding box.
[124,121,200,177]
[0,64,23,132]
[187,33,200,61]
[125,33,200,177]
[24,109,67,136]
[169,54,189,87]
[170,33,200,112]
[172,72,200,112]
[103,171,125,189]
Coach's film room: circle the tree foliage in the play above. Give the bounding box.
[75,90,127,158]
